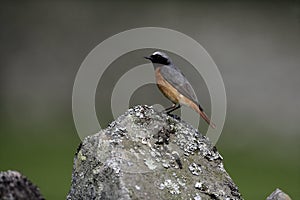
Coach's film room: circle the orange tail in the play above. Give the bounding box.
[189,102,216,129]
[198,109,216,129]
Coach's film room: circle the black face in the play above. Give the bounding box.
[145,52,171,65]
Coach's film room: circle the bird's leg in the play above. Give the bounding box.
[164,104,181,114]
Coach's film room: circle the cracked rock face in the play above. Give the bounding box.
[67,105,242,200]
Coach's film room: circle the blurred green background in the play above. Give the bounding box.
[0,1,299,199]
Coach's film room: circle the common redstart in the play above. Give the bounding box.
[145,51,216,129]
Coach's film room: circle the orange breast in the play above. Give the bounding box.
[155,68,215,128]
[155,68,181,103]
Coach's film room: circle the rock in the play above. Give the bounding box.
[0,170,44,200]
[266,188,292,200]
[67,105,242,200]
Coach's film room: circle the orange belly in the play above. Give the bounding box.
[155,68,216,128]
[155,68,198,108]
[155,68,181,104]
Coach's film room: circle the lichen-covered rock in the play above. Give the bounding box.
[67,105,242,200]
[0,170,44,200]
[266,188,292,200]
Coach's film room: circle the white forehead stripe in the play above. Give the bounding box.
[152,51,163,56]
[152,51,169,60]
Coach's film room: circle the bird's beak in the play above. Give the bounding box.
[144,56,151,60]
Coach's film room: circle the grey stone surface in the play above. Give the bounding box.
[266,188,292,200]
[67,105,242,200]
[0,170,44,200]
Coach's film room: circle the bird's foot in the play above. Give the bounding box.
[166,113,181,120]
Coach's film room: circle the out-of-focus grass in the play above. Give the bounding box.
[0,118,81,200]
[0,118,299,199]
[219,127,300,199]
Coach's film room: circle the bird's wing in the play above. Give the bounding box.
[160,65,201,107]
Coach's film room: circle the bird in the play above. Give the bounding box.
[144,51,216,129]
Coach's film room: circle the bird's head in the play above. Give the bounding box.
[144,51,172,65]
